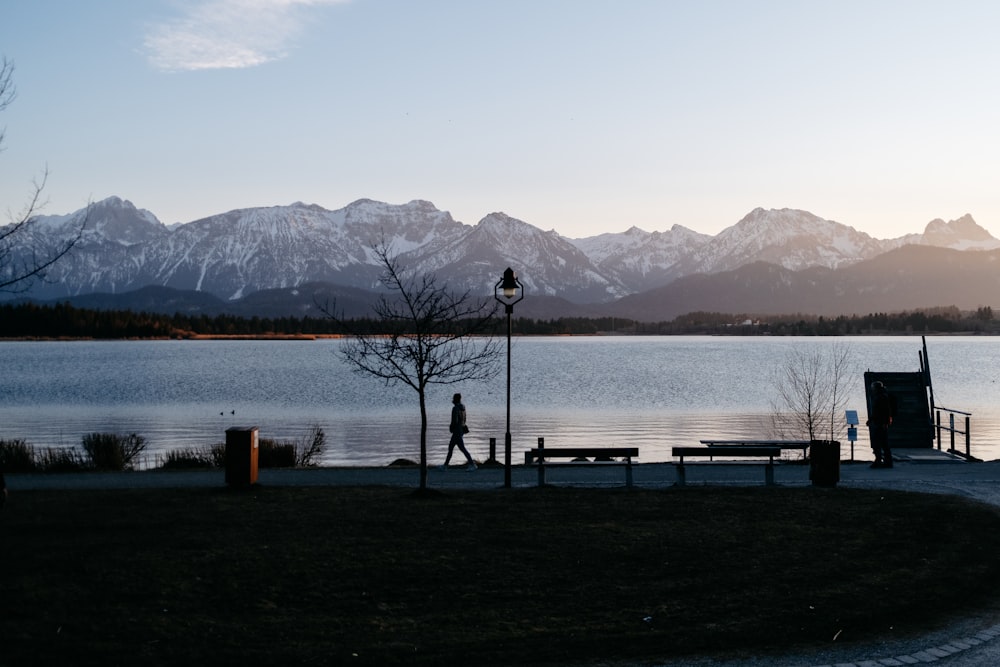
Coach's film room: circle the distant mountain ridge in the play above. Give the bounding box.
[4,196,999,321]
[606,244,1000,321]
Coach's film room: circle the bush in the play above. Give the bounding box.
[0,439,37,473]
[258,439,296,468]
[81,433,147,471]
[159,448,214,470]
[208,442,226,468]
[37,448,87,472]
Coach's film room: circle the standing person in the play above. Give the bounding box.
[440,393,476,471]
[867,381,894,468]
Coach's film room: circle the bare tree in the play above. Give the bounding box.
[0,56,14,138]
[323,243,504,490]
[770,342,855,443]
[0,56,85,293]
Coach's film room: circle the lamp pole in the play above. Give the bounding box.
[495,267,524,488]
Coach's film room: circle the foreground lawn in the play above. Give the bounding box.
[2,485,1000,666]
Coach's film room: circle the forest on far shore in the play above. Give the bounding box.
[1,302,998,339]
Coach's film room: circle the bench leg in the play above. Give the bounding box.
[675,463,686,487]
[538,461,545,487]
[625,458,633,488]
[765,462,774,486]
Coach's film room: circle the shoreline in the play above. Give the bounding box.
[2,331,998,342]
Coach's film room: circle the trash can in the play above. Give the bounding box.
[809,440,840,488]
[225,426,259,487]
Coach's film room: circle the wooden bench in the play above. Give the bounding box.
[672,446,781,486]
[525,447,639,488]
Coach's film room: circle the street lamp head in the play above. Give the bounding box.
[494,267,524,309]
[500,267,518,299]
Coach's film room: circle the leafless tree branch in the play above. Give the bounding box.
[319,240,503,489]
[770,342,855,444]
[0,56,87,293]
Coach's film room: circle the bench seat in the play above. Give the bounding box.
[672,446,781,486]
[700,439,811,457]
[526,447,639,488]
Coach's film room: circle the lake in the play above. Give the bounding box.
[2,336,999,467]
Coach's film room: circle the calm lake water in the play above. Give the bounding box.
[2,336,999,467]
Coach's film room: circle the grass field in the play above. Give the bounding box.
[2,485,1000,666]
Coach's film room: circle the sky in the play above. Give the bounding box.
[1,1,999,240]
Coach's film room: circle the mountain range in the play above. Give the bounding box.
[5,196,1000,321]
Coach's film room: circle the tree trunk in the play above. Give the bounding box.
[418,390,428,490]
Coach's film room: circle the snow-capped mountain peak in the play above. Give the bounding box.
[681,207,886,273]
[31,196,167,247]
[921,214,1000,250]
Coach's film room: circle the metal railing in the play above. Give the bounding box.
[935,407,972,460]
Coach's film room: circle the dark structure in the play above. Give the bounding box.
[863,337,935,449]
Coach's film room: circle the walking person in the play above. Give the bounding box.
[440,393,476,471]
[867,380,894,468]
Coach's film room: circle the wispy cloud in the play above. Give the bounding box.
[144,0,348,72]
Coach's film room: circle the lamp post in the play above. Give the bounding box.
[495,267,524,488]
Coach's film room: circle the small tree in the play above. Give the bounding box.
[770,342,854,443]
[324,243,503,489]
[0,56,85,293]
[295,425,326,466]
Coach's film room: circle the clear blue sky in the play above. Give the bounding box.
[2,0,999,239]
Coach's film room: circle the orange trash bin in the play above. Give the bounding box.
[225,426,259,487]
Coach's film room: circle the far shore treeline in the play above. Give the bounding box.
[1,302,998,339]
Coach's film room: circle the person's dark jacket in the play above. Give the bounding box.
[870,388,893,427]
